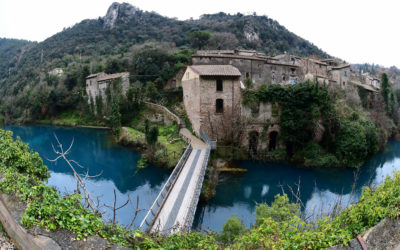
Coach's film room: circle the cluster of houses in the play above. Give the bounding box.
[85,49,381,153]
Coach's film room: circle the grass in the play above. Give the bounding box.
[122,124,186,168]
[38,110,104,127]
[157,125,186,167]
[122,127,146,145]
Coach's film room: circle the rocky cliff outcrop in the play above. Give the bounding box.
[103,2,138,28]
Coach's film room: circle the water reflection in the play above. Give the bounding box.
[194,141,400,232]
[4,125,170,228]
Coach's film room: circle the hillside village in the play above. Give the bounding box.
[86,49,382,154]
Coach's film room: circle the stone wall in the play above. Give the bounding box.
[182,67,202,133]
[330,66,350,89]
[144,102,182,127]
[241,103,281,151]
[198,76,241,142]
[192,56,304,88]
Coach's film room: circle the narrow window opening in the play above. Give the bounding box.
[216,79,223,91]
[216,99,223,113]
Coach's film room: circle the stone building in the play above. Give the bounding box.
[192,50,304,88]
[86,72,130,105]
[182,65,242,143]
[183,50,380,153]
[182,64,282,153]
[329,64,351,88]
[48,68,64,77]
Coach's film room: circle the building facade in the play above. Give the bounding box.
[184,50,380,153]
[86,72,130,105]
[182,65,242,143]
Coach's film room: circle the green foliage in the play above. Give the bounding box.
[137,155,147,169]
[146,125,159,146]
[187,30,212,49]
[245,77,253,88]
[335,119,379,167]
[295,142,339,167]
[220,214,246,243]
[381,73,391,114]
[95,95,103,117]
[244,82,332,151]
[105,58,124,74]
[144,81,160,101]
[256,194,299,226]
[132,46,170,84]
[357,86,369,109]
[0,130,49,180]
[244,82,380,168]
[109,98,121,137]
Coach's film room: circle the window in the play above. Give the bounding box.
[246,72,250,78]
[290,68,296,74]
[216,79,223,91]
[216,99,223,113]
[344,71,347,76]
[282,75,286,81]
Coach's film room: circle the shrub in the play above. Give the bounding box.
[256,194,299,226]
[220,214,246,243]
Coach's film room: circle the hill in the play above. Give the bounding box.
[0,2,329,122]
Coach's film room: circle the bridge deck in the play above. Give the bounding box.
[150,148,207,234]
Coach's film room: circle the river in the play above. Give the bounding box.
[4,125,400,232]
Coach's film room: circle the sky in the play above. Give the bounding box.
[1,0,399,67]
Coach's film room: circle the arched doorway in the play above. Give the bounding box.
[268,131,278,151]
[248,131,259,155]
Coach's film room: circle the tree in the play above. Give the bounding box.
[381,73,391,114]
[96,62,105,73]
[146,125,159,146]
[109,98,121,137]
[188,30,212,49]
[209,32,239,50]
[220,214,246,243]
[132,46,170,83]
[105,59,123,74]
[255,194,299,226]
[144,81,160,101]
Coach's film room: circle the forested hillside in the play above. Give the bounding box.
[0,38,34,80]
[0,2,330,123]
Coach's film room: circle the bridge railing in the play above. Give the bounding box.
[200,130,217,150]
[139,144,192,231]
[183,144,211,231]
[183,131,215,231]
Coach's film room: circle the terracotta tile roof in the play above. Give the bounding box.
[98,72,129,81]
[189,65,241,76]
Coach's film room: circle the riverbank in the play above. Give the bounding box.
[118,125,186,168]
[4,125,400,248]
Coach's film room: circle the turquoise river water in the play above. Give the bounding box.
[4,125,400,232]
